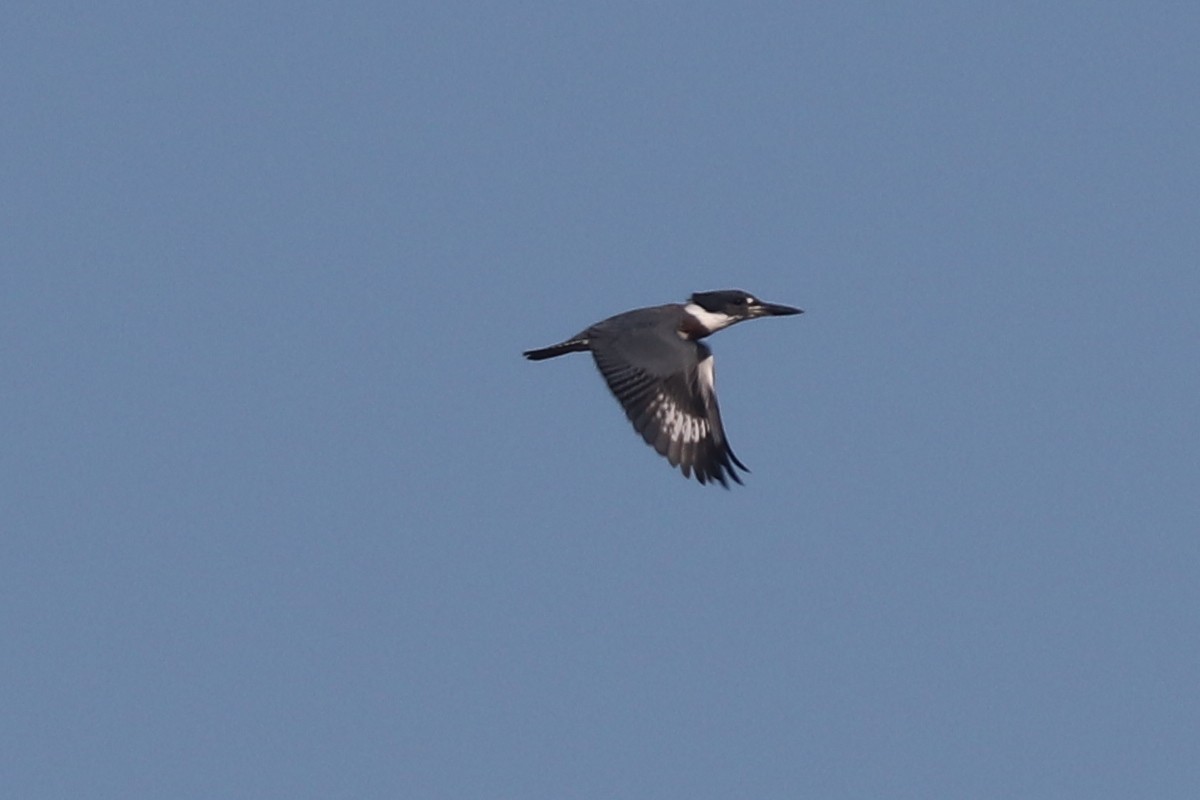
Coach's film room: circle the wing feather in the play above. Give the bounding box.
[590,336,748,487]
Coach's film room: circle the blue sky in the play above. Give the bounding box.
[4,3,1198,797]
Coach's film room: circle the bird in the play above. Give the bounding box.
[523,289,803,487]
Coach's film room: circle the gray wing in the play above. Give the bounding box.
[589,322,748,487]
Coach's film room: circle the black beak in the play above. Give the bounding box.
[754,301,803,317]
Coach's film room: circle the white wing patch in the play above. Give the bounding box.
[590,340,745,485]
[653,393,708,444]
[697,354,716,395]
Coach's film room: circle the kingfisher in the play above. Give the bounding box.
[523,289,802,487]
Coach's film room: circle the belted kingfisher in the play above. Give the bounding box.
[523,289,803,487]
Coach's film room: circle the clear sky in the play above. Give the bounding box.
[4,3,1198,797]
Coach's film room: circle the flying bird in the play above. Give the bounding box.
[523,289,803,487]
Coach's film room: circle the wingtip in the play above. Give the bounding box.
[687,459,748,489]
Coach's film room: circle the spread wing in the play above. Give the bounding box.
[590,333,748,487]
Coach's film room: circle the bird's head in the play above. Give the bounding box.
[686,290,803,332]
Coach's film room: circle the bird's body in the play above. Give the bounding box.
[524,290,802,487]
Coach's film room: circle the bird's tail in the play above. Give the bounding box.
[523,337,590,361]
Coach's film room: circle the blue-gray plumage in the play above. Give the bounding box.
[523,290,802,487]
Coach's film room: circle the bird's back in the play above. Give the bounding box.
[587,304,697,376]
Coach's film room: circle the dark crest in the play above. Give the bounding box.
[689,290,757,313]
